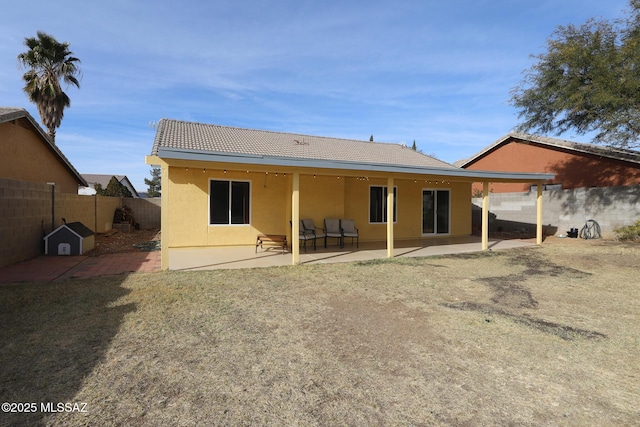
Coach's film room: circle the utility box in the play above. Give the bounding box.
[44,222,95,256]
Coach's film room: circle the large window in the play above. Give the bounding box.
[369,186,397,223]
[209,180,250,225]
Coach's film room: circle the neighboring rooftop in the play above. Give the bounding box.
[455,132,640,168]
[81,174,140,197]
[151,119,456,170]
[0,107,87,186]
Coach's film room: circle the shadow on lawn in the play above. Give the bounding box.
[0,276,135,426]
[441,249,605,341]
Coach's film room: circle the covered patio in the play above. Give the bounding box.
[167,236,537,270]
[147,120,555,271]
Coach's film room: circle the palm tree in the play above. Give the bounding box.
[17,31,81,143]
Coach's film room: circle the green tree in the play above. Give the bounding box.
[17,31,81,143]
[369,134,374,142]
[144,167,161,198]
[510,1,640,149]
[96,177,132,197]
[411,140,417,151]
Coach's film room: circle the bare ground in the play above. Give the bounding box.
[1,238,638,426]
[88,229,161,256]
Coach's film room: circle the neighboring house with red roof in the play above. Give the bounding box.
[456,132,640,194]
[0,107,86,192]
[80,174,140,197]
[146,119,552,270]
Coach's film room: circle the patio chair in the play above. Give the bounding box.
[291,220,315,252]
[302,219,326,250]
[341,219,359,248]
[324,218,343,248]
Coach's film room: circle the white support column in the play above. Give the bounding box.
[536,182,543,245]
[160,163,169,270]
[292,172,300,265]
[482,181,489,251]
[387,177,394,258]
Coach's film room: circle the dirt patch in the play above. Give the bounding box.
[89,229,160,256]
[316,295,434,363]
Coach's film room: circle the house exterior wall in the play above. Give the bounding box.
[162,162,473,252]
[0,119,80,194]
[465,140,640,193]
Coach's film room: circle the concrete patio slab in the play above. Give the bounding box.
[0,237,537,283]
[169,237,537,271]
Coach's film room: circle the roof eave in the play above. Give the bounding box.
[157,147,554,182]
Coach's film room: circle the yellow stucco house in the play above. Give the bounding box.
[146,119,553,270]
[0,107,86,193]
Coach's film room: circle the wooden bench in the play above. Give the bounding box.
[255,234,288,254]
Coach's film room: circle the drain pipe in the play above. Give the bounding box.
[47,182,55,232]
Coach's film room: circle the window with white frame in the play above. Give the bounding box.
[369,186,397,223]
[209,180,250,225]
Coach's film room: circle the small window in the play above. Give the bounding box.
[210,180,250,225]
[369,186,397,223]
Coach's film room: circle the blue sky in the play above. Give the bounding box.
[0,0,630,192]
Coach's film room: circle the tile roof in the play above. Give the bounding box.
[0,107,87,186]
[152,119,457,170]
[456,132,640,167]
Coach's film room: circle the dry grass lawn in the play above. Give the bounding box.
[1,239,639,426]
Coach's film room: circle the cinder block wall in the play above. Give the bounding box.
[0,179,51,267]
[124,198,161,230]
[54,193,122,234]
[472,185,640,238]
[0,178,163,267]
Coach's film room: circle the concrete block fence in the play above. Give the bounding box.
[0,178,161,268]
[473,185,640,239]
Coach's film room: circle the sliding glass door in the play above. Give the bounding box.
[422,189,450,235]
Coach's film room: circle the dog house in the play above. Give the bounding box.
[44,222,95,256]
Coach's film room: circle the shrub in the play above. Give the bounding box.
[614,220,640,241]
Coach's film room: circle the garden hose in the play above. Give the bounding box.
[580,219,601,240]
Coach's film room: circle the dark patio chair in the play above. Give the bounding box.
[341,219,359,248]
[324,218,343,248]
[302,219,326,250]
[291,220,315,252]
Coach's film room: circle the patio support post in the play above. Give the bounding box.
[481,181,489,251]
[386,177,394,258]
[292,172,300,265]
[536,182,543,245]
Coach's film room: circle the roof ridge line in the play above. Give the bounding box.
[159,118,406,147]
